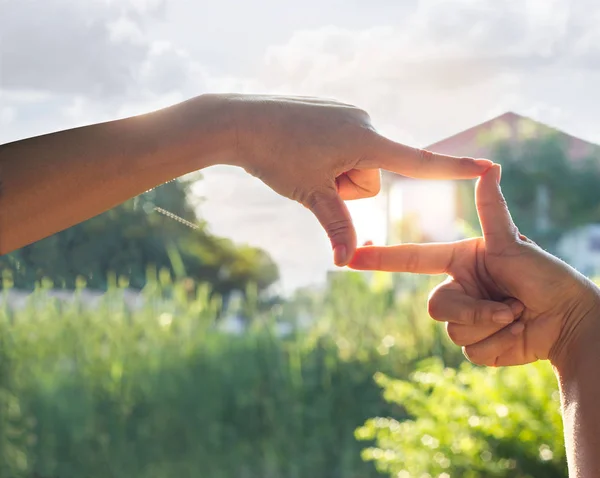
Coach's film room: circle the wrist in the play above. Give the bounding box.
[550,282,600,379]
[207,93,283,175]
[173,93,242,170]
[129,93,241,177]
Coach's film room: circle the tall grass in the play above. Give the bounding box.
[0,270,461,478]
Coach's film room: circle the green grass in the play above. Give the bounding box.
[0,271,565,478]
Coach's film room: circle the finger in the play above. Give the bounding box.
[336,169,381,200]
[429,280,523,327]
[463,321,525,367]
[348,240,475,274]
[428,279,523,346]
[475,164,519,253]
[367,134,493,180]
[445,298,525,346]
[305,187,357,267]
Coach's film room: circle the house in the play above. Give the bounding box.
[555,224,600,278]
[381,111,600,275]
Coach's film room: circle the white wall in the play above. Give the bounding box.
[556,224,600,277]
[387,180,459,243]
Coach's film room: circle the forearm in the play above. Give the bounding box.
[554,307,600,477]
[0,94,236,255]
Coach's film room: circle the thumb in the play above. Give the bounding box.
[306,187,357,266]
[475,164,518,252]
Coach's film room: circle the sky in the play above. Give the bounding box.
[2,0,600,292]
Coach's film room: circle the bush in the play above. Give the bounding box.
[0,271,569,478]
[356,358,566,478]
[1,272,422,478]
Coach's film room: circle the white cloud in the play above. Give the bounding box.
[233,0,600,146]
[107,15,146,44]
[0,0,199,100]
[104,0,166,15]
[0,106,15,125]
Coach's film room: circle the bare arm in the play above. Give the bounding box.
[554,311,600,478]
[0,95,234,254]
[0,93,490,262]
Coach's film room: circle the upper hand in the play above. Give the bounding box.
[225,95,492,266]
[349,164,600,369]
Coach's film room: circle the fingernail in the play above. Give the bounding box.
[508,300,525,318]
[495,164,502,183]
[474,158,494,170]
[510,322,525,336]
[334,244,348,266]
[492,309,514,325]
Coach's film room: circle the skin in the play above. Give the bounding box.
[349,165,600,477]
[0,93,492,263]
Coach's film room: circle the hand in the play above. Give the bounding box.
[223,94,492,266]
[349,164,600,369]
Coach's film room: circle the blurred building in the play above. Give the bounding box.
[381,111,600,274]
[556,224,600,278]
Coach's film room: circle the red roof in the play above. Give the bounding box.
[423,111,599,161]
[385,112,599,183]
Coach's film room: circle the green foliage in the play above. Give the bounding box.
[309,272,462,369]
[0,271,566,477]
[495,134,600,251]
[0,272,417,478]
[459,132,600,251]
[0,318,35,477]
[356,359,566,478]
[0,178,279,295]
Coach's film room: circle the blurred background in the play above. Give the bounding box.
[2,0,599,476]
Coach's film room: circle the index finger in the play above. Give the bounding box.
[348,241,468,274]
[369,135,493,180]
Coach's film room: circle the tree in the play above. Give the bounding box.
[458,133,600,252]
[0,176,279,296]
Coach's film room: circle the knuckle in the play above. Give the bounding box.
[416,149,473,171]
[457,156,477,170]
[355,125,378,151]
[293,186,308,205]
[459,307,476,326]
[517,232,537,246]
[352,106,371,122]
[325,218,352,239]
[480,197,508,210]
[471,304,490,326]
[304,189,327,210]
[417,149,434,169]
[368,248,383,270]
[403,248,420,273]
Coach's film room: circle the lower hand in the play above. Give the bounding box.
[221,94,492,266]
[349,165,600,369]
